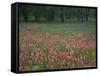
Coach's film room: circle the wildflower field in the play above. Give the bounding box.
[19,21,96,71]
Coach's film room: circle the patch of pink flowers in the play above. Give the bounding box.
[19,32,96,71]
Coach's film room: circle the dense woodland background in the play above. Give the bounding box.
[19,4,96,23]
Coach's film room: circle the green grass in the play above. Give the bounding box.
[83,48,96,64]
[74,48,96,64]
[57,45,69,51]
[19,21,96,35]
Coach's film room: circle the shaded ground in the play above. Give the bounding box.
[19,22,96,71]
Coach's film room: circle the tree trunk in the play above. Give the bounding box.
[85,8,89,22]
[60,8,64,23]
[48,8,55,22]
[22,8,28,22]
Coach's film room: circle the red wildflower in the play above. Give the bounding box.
[60,60,65,65]
[23,31,33,41]
[35,37,44,43]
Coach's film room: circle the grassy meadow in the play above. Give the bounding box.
[19,21,96,71]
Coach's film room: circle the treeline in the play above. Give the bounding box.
[19,4,96,23]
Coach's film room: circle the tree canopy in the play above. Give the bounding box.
[19,4,96,23]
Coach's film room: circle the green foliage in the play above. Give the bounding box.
[74,49,82,56]
[74,48,96,64]
[57,45,69,51]
[83,48,96,64]
[19,4,96,23]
